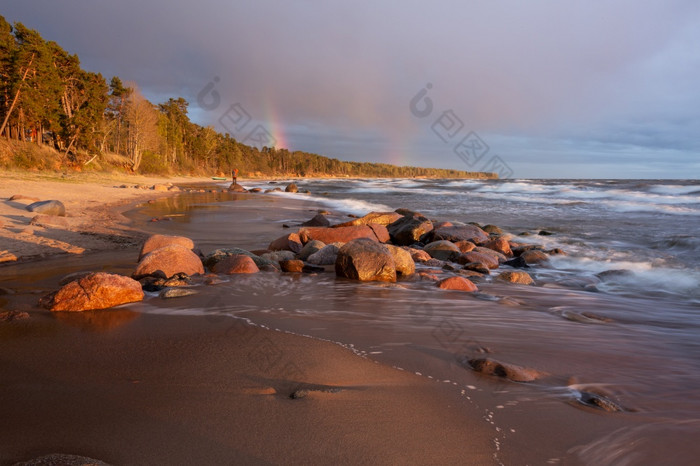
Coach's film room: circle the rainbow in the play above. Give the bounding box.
[262,97,288,150]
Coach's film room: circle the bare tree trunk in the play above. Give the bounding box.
[0,54,35,138]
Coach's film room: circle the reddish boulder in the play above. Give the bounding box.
[139,234,195,260]
[454,241,476,253]
[134,244,204,278]
[333,211,402,228]
[521,250,549,265]
[385,245,415,277]
[299,226,379,244]
[483,237,512,257]
[40,272,144,312]
[228,182,247,192]
[424,240,461,261]
[410,249,432,262]
[211,255,259,274]
[496,271,534,285]
[436,276,478,292]
[335,238,396,282]
[367,223,390,243]
[280,260,304,272]
[268,233,303,253]
[424,225,489,245]
[457,251,499,269]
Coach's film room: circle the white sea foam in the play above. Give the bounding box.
[267,191,392,215]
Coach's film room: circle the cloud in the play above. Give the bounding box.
[3,0,699,177]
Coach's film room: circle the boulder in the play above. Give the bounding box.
[454,240,476,253]
[134,244,204,279]
[424,225,489,245]
[457,251,499,269]
[467,358,543,382]
[335,238,396,282]
[299,225,380,244]
[483,237,512,257]
[387,215,433,246]
[410,249,432,262]
[211,255,259,274]
[228,182,247,192]
[26,200,65,216]
[40,272,144,312]
[297,240,326,260]
[268,233,303,253]
[139,234,195,261]
[462,263,490,274]
[474,246,507,263]
[503,256,529,269]
[285,183,298,193]
[261,250,296,262]
[280,260,304,273]
[333,211,402,228]
[482,224,503,235]
[520,250,549,265]
[204,248,277,270]
[385,245,415,277]
[0,310,30,322]
[308,243,342,265]
[301,213,331,227]
[423,240,461,261]
[496,271,534,285]
[367,223,390,243]
[436,276,478,292]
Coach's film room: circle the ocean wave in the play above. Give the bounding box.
[267,191,392,215]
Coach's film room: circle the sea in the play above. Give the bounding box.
[134,178,700,465]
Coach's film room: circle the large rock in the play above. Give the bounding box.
[474,246,507,263]
[424,225,489,245]
[437,276,478,292]
[496,271,534,285]
[457,251,499,269]
[483,238,512,257]
[134,244,204,279]
[335,238,396,282]
[307,243,342,265]
[204,248,277,270]
[299,225,381,244]
[333,211,402,228]
[454,240,476,253]
[285,183,298,193]
[520,250,549,265]
[424,240,461,261]
[40,272,144,312]
[301,213,330,227]
[139,234,195,261]
[211,255,260,274]
[26,200,65,216]
[385,245,415,277]
[268,233,303,253]
[367,223,391,243]
[297,240,326,260]
[387,215,433,246]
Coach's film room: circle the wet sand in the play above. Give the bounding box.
[0,304,496,465]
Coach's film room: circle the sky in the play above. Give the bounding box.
[3,0,700,178]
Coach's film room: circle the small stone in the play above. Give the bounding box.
[467,358,544,382]
[0,310,30,322]
[159,288,198,299]
[280,260,304,272]
[496,270,534,285]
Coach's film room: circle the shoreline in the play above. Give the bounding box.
[0,174,502,465]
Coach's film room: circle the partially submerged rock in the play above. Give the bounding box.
[424,225,489,245]
[40,272,144,312]
[301,213,330,227]
[138,234,195,261]
[335,238,396,282]
[333,211,402,228]
[211,254,260,274]
[385,244,415,277]
[134,244,204,279]
[496,270,534,285]
[467,358,544,382]
[307,243,341,265]
[436,276,478,292]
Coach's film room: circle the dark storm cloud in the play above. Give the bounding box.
[3,0,699,177]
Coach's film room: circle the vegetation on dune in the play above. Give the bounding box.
[0,16,496,179]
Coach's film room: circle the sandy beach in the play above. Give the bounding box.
[1,173,498,465]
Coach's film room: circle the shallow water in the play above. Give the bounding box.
[130,179,700,465]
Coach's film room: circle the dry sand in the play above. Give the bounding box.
[0,170,212,262]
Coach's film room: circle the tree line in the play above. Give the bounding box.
[0,16,496,179]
